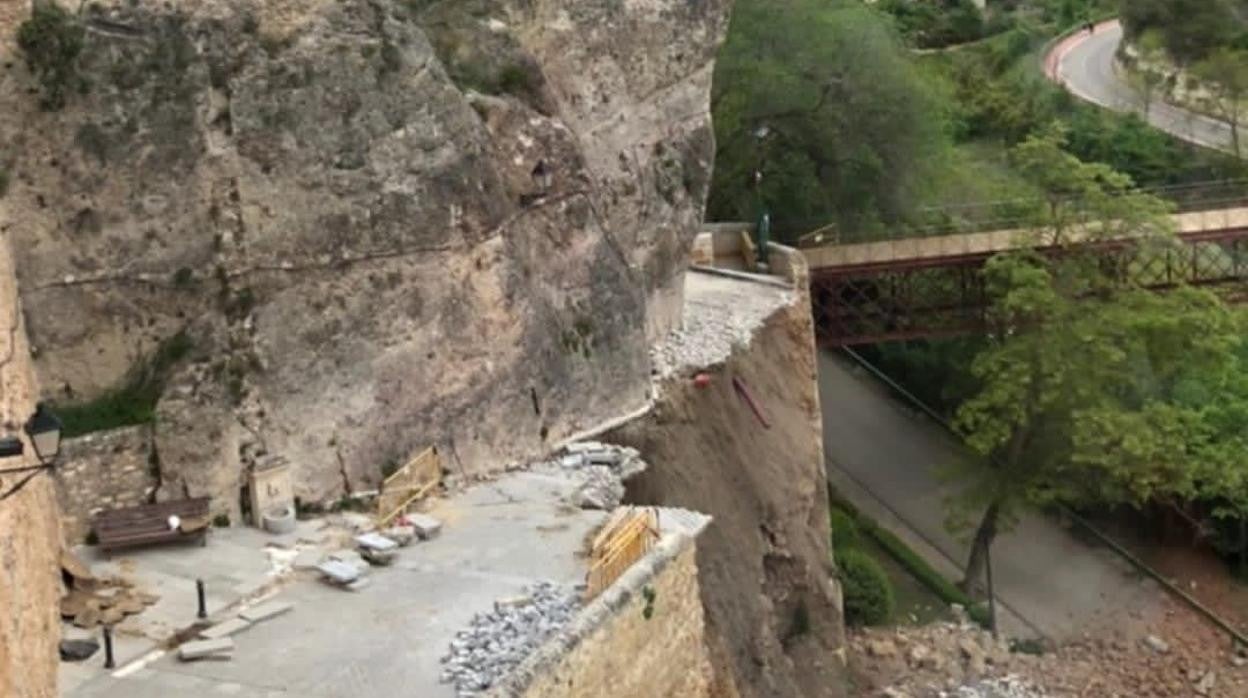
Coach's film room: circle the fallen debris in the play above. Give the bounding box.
[355,532,398,552]
[405,513,443,541]
[238,601,293,624]
[178,637,234,661]
[199,618,251,640]
[440,581,580,696]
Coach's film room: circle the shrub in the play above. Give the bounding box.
[55,330,194,437]
[839,548,895,626]
[17,2,86,110]
[829,507,860,552]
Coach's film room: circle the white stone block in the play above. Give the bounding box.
[199,618,251,640]
[178,638,234,661]
[238,601,293,624]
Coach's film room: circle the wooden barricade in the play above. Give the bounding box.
[585,507,660,600]
[376,446,442,526]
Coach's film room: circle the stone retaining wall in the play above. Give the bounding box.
[56,426,158,542]
[491,532,713,698]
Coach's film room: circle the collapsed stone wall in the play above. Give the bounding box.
[55,426,158,542]
[0,0,731,516]
[609,267,847,697]
[0,231,61,698]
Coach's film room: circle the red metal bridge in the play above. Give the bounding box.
[802,200,1248,346]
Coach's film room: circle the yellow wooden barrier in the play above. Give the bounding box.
[376,446,442,527]
[585,507,659,600]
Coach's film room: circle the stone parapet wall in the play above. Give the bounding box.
[55,426,158,542]
[492,532,713,698]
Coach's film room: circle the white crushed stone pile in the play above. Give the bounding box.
[439,582,580,697]
[944,676,1048,698]
[550,442,647,511]
[651,273,793,378]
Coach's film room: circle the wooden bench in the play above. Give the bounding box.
[94,498,212,553]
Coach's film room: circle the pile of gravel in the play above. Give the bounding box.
[944,676,1048,698]
[440,582,580,696]
[650,287,792,378]
[556,442,647,511]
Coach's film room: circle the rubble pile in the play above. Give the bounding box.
[440,582,580,697]
[650,284,792,378]
[555,442,647,511]
[850,600,1248,697]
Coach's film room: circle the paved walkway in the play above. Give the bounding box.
[818,351,1161,641]
[1049,20,1238,154]
[68,470,606,698]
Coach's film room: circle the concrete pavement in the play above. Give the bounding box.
[1051,20,1239,154]
[67,470,607,698]
[818,351,1161,641]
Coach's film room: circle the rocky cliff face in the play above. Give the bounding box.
[0,0,728,512]
[611,275,847,698]
[0,230,62,698]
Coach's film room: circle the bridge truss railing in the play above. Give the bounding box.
[792,179,1248,247]
[810,216,1248,346]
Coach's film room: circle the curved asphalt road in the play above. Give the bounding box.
[1051,20,1238,154]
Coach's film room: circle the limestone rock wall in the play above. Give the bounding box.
[609,263,847,697]
[0,0,730,512]
[55,426,158,542]
[0,231,61,698]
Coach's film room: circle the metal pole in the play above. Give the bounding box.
[985,541,998,640]
[102,625,115,669]
[196,578,207,619]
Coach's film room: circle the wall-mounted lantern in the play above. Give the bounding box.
[0,403,63,473]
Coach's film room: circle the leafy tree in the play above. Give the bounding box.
[1119,0,1245,66]
[1192,48,1248,157]
[708,0,950,239]
[947,127,1248,593]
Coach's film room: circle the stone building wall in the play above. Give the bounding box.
[55,426,158,543]
[0,229,61,697]
[494,533,713,698]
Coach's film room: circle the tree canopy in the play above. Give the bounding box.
[947,127,1248,590]
[708,0,950,239]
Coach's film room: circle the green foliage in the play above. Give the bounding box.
[877,0,986,49]
[172,267,194,287]
[17,2,86,110]
[1120,0,1248,65]
[212,513,231,527]
[829,507,860,551]
[835,492,992,627]
[1191,48,1248,156]
[641,585,657,620]
[946,133,1248,585]
[709,0,951,239]
[0,166,9,198]
[839,549,895,626]
[55,331,194,438]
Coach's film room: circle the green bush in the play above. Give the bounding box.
[830,507,861,551]
[17,2,86,110]
[55,330,193,437]
[839,548,895,626]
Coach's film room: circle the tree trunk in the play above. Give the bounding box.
[961,500,1001,597]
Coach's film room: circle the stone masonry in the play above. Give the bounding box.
[55,426,158,543]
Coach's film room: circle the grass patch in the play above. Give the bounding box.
[830,488,992,628]
[55,330,193,437]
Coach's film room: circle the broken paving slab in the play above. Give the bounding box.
[317,560,361,585]
[346,578,372,592]
[406,513,443,540]
[361,547,397,566]
[178,638,234,661]
[355,532,398,551]
[199,618,251,640]
[238,600,293,624]
[381,525,415,547]
[564,441,605,453]
[292,549,323,571]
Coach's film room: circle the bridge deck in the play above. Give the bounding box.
[803,206,1248,274]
